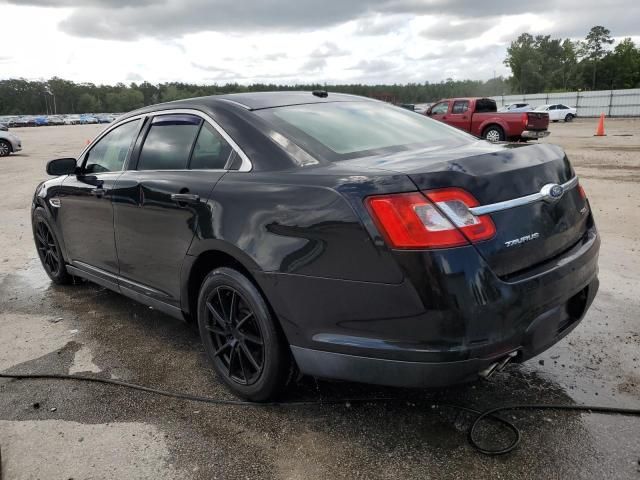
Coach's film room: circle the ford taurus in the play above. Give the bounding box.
[32,91,599,400]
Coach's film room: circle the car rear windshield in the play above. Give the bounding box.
[255,101,473,161]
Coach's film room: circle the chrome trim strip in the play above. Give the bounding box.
[77,108,253,172]
[49,197,61,208]
[469,176,579,216]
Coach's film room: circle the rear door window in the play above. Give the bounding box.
[137,114,201,171]
[189,123,233,170]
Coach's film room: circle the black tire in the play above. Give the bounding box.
[564,114,574,122]
[0,140,11,157]
[197,267,291,401]
[32,208,72,284]
[483,125,505,143]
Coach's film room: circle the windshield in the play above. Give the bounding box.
[256,101,473,161]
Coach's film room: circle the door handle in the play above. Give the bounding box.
[90,188,105,197]
[171,193,200,204]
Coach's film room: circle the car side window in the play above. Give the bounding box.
[84,120,140,174]
[431,102,449,115]
[452,100,469,114]
[138,114,201,171]
[559,105,568,109]
[549,105,557,110]
[189,123,233,170]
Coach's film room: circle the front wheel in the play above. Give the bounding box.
[197,267,292,401]
[32,208,72,284]
[565,114,574,122]
[0,140,11,157]
[483,126,504,143]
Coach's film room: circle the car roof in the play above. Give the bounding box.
[127,91,374,117]
[214,91,371,110]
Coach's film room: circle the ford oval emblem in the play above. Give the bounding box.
[540,183,565,202]
[550,184,564,198]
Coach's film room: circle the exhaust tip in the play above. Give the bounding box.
[479,352,518,379]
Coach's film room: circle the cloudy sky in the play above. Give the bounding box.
[2,0,639,85]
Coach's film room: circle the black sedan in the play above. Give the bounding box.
[32,91,599,400]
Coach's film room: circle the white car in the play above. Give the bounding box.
[534,104,577,122]
[0,130,22,156]
[64,115,82,125]
[499,103,533,112]
[414,103,432,115]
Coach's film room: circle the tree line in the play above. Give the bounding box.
[505,26,640,93]
[1,25,638,115]
[0,77,511,115]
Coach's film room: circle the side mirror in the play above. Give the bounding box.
[425,108,433,116]
[46,158,78,176]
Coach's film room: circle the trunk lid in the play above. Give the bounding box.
[347,141,589,277]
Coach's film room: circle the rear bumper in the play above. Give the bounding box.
[521,130,550,139]
[258,224,600,388]
[291,277,598,387]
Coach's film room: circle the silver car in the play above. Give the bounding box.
[498,103,533,112]
[0,130,22,156]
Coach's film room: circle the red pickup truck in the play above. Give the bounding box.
[426,97,550,142]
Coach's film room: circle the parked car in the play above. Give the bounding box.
[47,116,66,126]
[426,97,550,142]
[9,117,34,128]
[96,114,115,124]
[64,115,82,125]
[0,123,7,132]
[534,104,577,122]
[34,116,48,126]
[498,103,533,112]
[413,103,432,115]
[0,130,22,156]
[33,91,599,400]
[79,115,99,124]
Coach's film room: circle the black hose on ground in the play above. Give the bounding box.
[1,372,639,456]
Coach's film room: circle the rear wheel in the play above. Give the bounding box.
[197,267,291,401]
[0,140,11,157]
[564,114,574,122]
[483,125,504,143]
[32,208,72,284]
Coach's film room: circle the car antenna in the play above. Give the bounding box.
[312,90,328,98]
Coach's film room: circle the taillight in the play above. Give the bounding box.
[521,113,529,128]
[577,183,587,200]
[366,188,495,249]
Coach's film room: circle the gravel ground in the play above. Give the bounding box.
[0,119,639,479]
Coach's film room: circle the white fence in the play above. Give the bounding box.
[491,88,640,117]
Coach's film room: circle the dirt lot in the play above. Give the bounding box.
[1,119,639,479]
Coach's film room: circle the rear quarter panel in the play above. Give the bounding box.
[187,170,414,283]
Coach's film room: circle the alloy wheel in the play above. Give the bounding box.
[204,286,265,385]
[35,222,61,275]
[485,130,501,142]
[0,141,10,156]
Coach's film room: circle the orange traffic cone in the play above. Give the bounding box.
[594,113,606,136]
